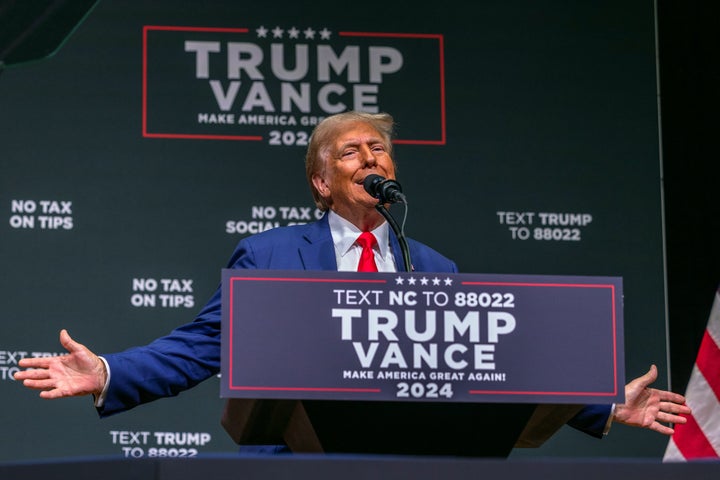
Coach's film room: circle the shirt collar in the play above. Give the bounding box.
[327,210,391,258]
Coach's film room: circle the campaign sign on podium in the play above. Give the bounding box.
[221,270,624,405]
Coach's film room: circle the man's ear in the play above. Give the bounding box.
[311,173,330,199]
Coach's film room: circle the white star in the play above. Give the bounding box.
[407,277,417,285]
[319,27,332,40]
[272,26,284,38]
[444,277,453,286]
[420,277,429,286]
[432,277,441,286]
[303,27,316,39]
[288,27,300,39]
[395,276,405,285]
[256,26,268,38]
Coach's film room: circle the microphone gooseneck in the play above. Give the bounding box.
[362,174,412,272]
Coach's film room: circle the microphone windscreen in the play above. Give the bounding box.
[363,174,385,197]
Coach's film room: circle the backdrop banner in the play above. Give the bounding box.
[1,0,666,460]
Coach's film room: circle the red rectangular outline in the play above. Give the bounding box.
[142,26,445,144]
[225,277,621,400]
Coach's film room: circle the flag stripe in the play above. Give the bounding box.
[664,289,720,462]
[706,290,720,343]
[696,330,720,402]
[671,410,718,459]
[664,438,684,461]
[684,366,720,453]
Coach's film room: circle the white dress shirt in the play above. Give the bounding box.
[327,210,397,272]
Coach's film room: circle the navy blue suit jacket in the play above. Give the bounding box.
[99,214,610,438]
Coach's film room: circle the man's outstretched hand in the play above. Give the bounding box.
[14,329,106,399]
[614,364,691,435]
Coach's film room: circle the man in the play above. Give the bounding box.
[15,111,689,447]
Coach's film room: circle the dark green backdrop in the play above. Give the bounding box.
[0,0,668,460]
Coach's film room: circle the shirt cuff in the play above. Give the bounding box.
[603,403,616,436]
[93,356,111,408]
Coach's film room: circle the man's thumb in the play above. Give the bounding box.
[59,329,81,353]
[636,364,658,388]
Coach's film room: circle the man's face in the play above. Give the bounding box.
[312,121,396,219]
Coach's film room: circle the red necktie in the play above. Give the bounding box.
[356,231,379,272]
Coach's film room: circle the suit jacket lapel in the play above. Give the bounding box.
[298,213,337,270]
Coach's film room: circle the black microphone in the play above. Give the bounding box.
[363,174,406,204]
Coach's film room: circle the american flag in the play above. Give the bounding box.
[664,287,720,461]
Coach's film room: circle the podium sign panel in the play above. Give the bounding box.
[221,270,624,405]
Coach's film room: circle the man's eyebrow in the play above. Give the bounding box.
[338,137,384,150]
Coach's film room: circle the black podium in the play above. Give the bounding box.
[222,399,585,457]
